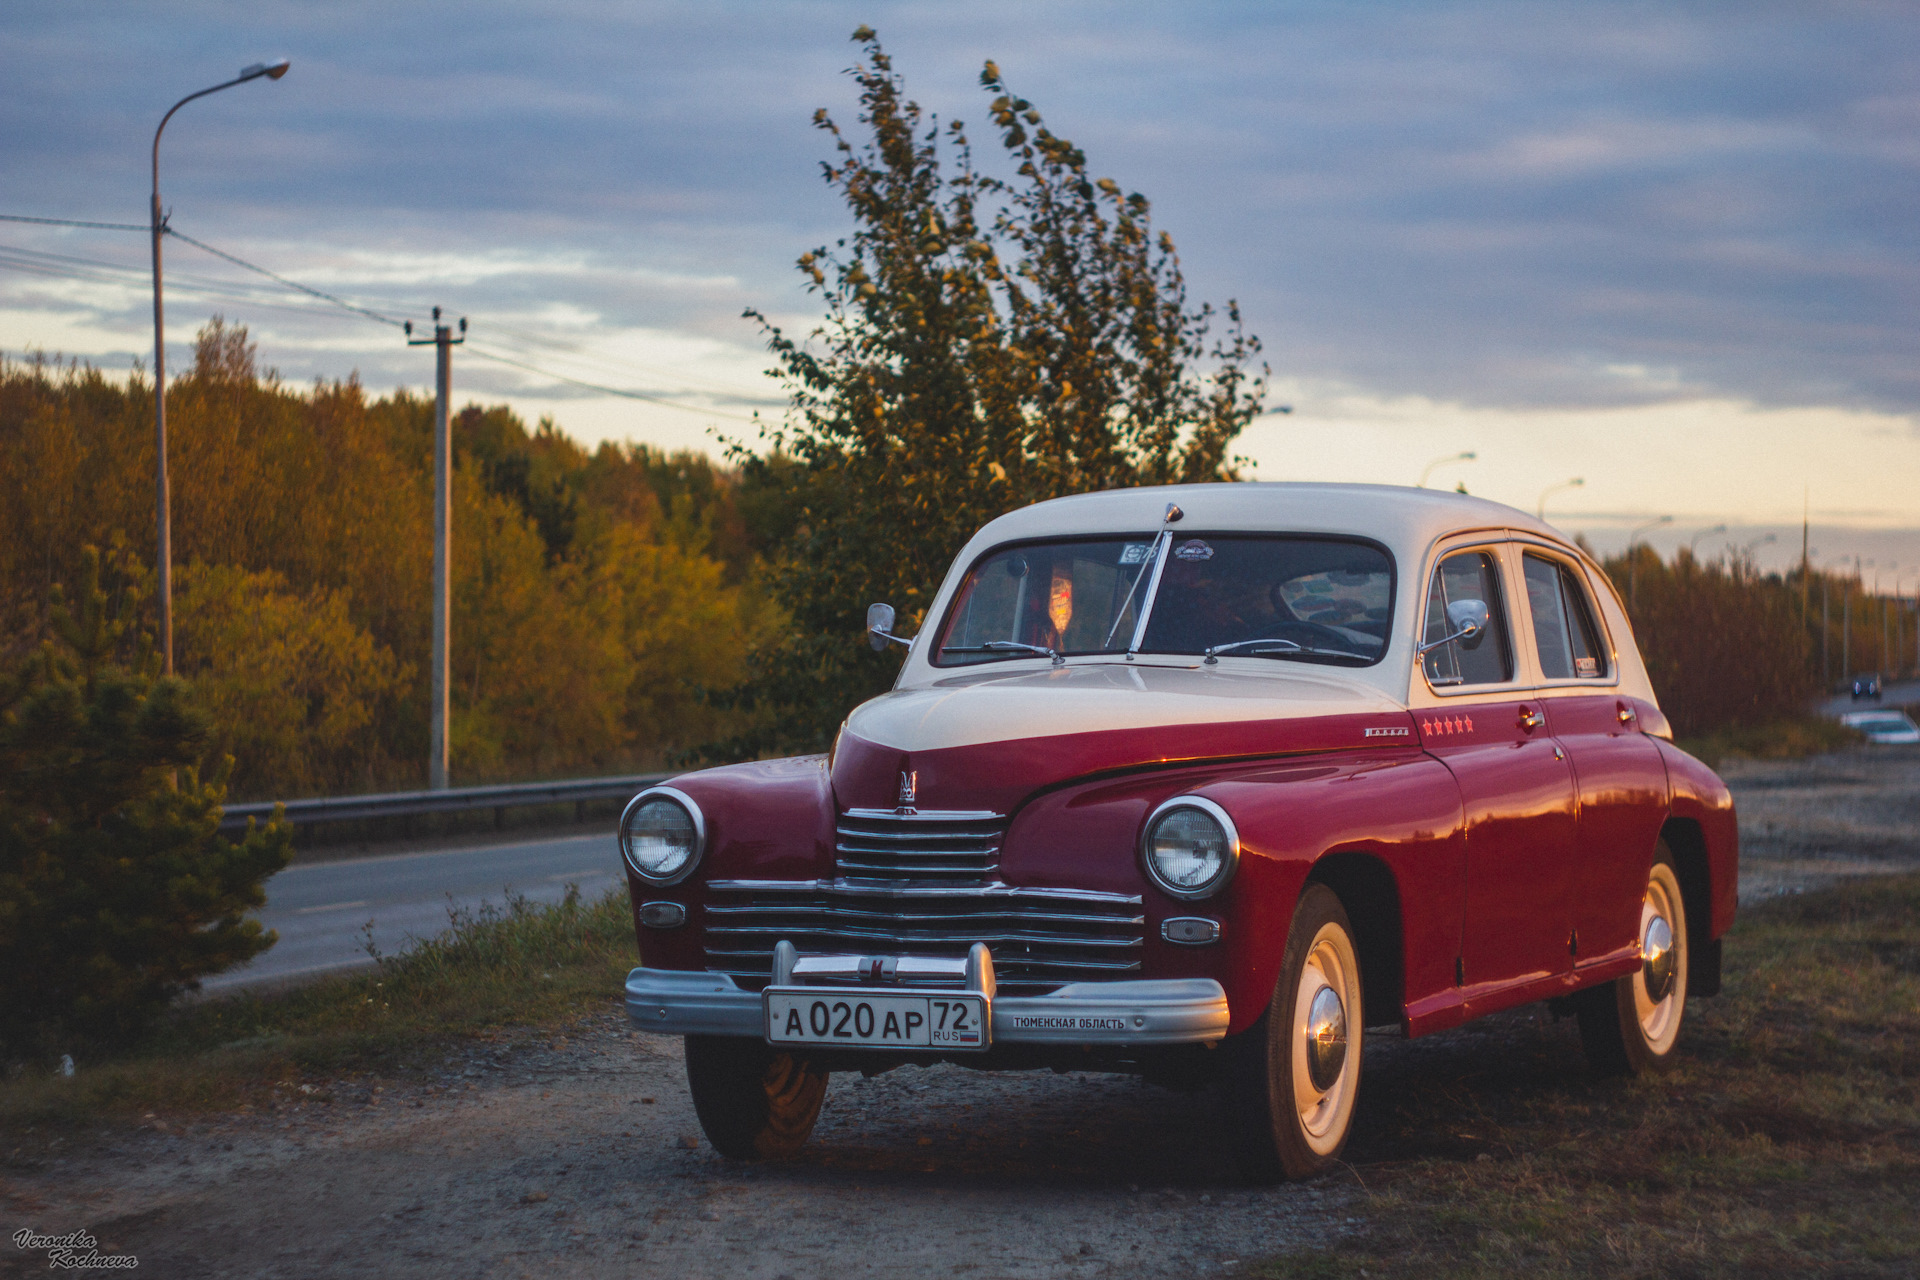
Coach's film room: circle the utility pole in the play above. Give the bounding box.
[407,307,466,790]
[1800,488,1809,628]
[1821,573,1830,687]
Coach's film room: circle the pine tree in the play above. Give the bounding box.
[0,548,293,1053]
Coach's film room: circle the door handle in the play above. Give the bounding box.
[1517,707,1545,731]
[1616,702,1637,725]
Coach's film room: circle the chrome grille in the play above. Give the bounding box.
[702,880,1145,995]
[835,808,1006,884]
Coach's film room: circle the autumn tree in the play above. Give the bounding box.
[717,29,1268,757]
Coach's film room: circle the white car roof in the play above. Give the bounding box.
[965,482,1575,554]
[892,481,1654,709]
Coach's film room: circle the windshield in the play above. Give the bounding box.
[936,538,1157,666]
[934,534,1395,667]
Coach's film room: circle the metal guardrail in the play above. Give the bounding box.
[218,772,673,834]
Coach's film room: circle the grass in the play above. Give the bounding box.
[1257,871,1920,1279]
[0,885,639,1129]
[1676,715,1862,767]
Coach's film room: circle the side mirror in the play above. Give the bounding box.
[867,602,896,652]
[1418,598,1491,657]
[1446,598,1489,649]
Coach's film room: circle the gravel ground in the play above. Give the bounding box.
[2,1018,1356,1279]
[7,745,1913,1279]
[1719,744,1920,901]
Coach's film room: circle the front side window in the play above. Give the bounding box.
[934,534,1395,667]
[1422,550,1514,687]
[1523,553,1610,679]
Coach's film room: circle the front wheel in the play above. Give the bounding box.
[684,1035,829,1159]
[1222,883,1364,1181]
[1575,848,1690,1075]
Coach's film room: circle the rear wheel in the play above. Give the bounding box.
[1222,883,1364,1180]
[684,1035,829,1159]
[1576,848,1689,1076]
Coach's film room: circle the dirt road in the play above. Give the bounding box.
[3,1018,1355,1279]
[6,746,1914,1279]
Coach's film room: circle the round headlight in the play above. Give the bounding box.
[1141,797,1240,900]
[619,788,705,885]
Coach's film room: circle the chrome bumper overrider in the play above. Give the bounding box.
[623,967,1229,1047]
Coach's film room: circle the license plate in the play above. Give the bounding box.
[763,988,989,1052]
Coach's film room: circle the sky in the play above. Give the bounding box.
[3,1,1917,580]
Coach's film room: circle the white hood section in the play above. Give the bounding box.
[847,660,1405,754]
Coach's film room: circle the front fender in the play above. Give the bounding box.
[1005,748,1463,1036]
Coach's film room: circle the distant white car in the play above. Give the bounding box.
[1840,709,1920,745]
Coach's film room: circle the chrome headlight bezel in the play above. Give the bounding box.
[1139,795,1240,901]
[618,786,707,886]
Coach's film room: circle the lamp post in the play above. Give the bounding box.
[1536,477,1585,521]
[1687,523,1727,557]
[1417,450,1476,489]
[151,58,290,676]
[1626,514,1673,607]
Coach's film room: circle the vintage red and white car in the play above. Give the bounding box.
[618,483,1737,1179]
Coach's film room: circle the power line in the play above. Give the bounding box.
[2,211,778,421]
[0,213,147,232]
[164,227,404,328]
[463,342,764,423]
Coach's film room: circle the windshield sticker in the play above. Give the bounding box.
[1174,539,1214,562]
[1575,657,1598,677]
[1118,542,1153,565]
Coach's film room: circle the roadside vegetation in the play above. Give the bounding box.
[1258,870,1920,1279]
[0,886,634,1128]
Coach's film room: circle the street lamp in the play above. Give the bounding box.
[1536,477,1585,520]
[1417,450,1477,489]
[1743,532,1778,557]
[151,58,290,676]
[1626,514,1673,607]
[1688,523,1728,556]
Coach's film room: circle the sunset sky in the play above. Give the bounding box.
[4,2,1916,579]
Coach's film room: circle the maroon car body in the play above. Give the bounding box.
[619,483,1736,1176]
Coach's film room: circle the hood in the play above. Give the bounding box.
[832,660,1414,815]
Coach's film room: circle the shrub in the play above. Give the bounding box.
[0,550,292,1056]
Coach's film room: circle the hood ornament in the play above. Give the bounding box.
[896,770,918,812]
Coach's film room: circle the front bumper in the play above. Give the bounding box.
[623,967,1229,1048]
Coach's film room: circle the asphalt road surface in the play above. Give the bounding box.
[1822,677,1920,717]
[202,831,626,992]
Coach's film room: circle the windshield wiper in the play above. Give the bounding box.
[1201,638,1368,665]
[940,640,1064,667]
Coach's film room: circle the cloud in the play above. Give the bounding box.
[1,0,1916,531]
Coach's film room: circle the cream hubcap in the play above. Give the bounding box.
[1290,925,1360,1153]
[1633,867,1687,1054]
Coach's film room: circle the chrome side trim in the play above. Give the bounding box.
[623,968,1228,1046]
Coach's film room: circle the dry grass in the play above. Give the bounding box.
[1676,715,1862,768]
[1258,872,1920,1278]
[0,886,638,1128]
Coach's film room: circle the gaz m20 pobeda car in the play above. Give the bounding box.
[616,483,1737,1179]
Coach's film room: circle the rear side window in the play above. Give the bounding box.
[1422,551,1514,687]
[1523,554,1610,679]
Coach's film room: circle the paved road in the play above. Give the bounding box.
[1822,677,1920,718]
[203,831,626,992]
